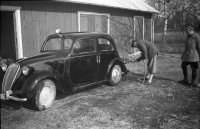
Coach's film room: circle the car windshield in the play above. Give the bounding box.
[43,37,73,53]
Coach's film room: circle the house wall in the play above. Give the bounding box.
[1,1,153,57]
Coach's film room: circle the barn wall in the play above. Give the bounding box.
[2,1,153,57]
[19,2,78,56]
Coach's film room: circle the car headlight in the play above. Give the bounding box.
[22,66,34,75]
[22,66,29,75]
[2,64,7,71]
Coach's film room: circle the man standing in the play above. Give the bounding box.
[131,39,158,85]
[178,25,200,87]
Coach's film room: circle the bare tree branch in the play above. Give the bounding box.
[164,0,179,20]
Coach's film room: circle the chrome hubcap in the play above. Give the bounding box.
[39,86,54,106]
[112,65,121,83]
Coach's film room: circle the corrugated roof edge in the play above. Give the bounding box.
[53,0,160,13]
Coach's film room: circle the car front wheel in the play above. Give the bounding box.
[109,64,122,86]
[32,79,56,111]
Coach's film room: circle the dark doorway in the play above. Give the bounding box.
[0,11,16,60]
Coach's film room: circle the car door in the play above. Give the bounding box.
[69,38,98,86]
[97,38,115,81]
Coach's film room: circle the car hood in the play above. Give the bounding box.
[17,51,69,67]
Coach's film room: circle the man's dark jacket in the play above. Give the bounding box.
[135,40,158,62]
[181,33,200,62]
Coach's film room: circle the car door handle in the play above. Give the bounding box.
[96,56,99,63]
[96,56,100,63]
[99,56,100,63]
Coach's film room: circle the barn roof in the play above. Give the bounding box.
[54,0,159,13]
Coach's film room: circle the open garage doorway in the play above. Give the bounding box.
[1,11,16,61]
[0,6,23,60]
[0,6,23,86]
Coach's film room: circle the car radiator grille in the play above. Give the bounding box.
[1,63,20,93]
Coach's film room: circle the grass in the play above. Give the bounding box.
[154,31,200,54]
[1,54,200,129]
[154,31,186,54]
[154,31,186,45]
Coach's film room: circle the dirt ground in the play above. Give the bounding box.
[1,54,200,129]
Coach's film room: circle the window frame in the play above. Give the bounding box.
[72,38,97,55]
[63,38,73,50]
[78,11,110,34]
[97,38,114,52]
[134,16,144,40]
[43,37,64,51]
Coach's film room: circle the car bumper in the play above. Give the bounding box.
[0,90,27,101]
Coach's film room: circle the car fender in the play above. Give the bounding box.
[20,70,70,100]
[106,58,128,79]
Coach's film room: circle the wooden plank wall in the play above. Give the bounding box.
[19,2,78,56]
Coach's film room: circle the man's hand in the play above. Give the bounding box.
[128,51,141,58]
[130,59,137,63]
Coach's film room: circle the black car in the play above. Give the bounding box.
[0,32,128,110]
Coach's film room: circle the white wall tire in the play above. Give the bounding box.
[109,64,122,86]
[32,79,56,111]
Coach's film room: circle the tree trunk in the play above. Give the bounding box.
[164,19,168,35]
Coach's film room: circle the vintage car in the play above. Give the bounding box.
[0,32,128,111]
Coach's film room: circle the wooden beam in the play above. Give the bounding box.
[0,6,21,11]
[15,10,23,59]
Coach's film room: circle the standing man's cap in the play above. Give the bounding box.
[186,25,194,30]
[131,40,138,47]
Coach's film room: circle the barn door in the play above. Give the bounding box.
[134,16,144,40]
[134,16,153,42]
[144,19,152,42]
[133,16,154,53]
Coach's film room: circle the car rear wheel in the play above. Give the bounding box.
[32,79,56,111]
[109,64,122,86]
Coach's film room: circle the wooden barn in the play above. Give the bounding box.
[0,0,159,60]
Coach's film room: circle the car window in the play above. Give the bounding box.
[44,38,62,51]
[64,38,73,52]
[98,38,114,51]
[73,39,96,54]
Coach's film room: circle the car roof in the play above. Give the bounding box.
[50,32,113,39]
